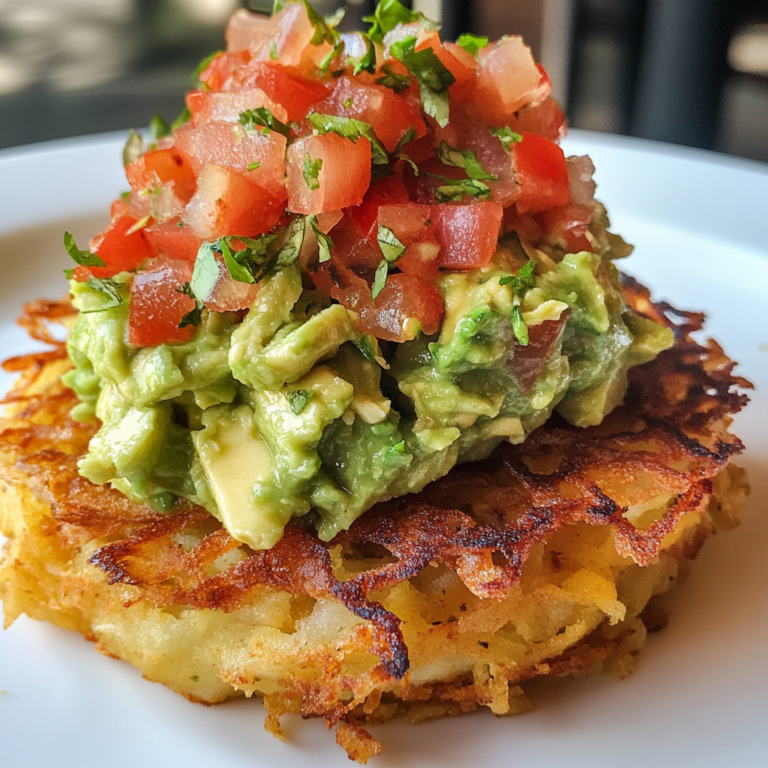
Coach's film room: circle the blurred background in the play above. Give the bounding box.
[0,0,767,161]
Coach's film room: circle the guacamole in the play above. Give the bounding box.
[65,227,672,550]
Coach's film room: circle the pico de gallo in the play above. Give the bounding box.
[63,0,673,550]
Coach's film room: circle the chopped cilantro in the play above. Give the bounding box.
[434,179,492,202]
[352,35,377,75]
[393,125,418,155]
[219,238,256,284]
[343,97,353,108]
[122,129,143,167]
[377,225,406,263]
[80,278,125,313]
[511,305,529,346]
[308,215,333,262]
[269,40,279,60]
[308,114,388,165]
[371,259,390,300]
[437,141,497,180]
[365,0,439,43]
[457,33,489,57]
[286,388,315,415]
[390,37,455,128]
[149,114,171,142]
[177,283,204,328]
[376,63,411,94]
[353,334,377,362]
[247,161,260,171]
[275,216,307,269]
[303,153,323,190]
[126,215,151,235]
[171,105,191,131]
[64,231,105,268]
[499,260,536,294]
[490,126,523,152]
[239,107,291,138]
[190,242,221,302]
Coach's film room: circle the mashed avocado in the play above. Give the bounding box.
[65,232,673,550]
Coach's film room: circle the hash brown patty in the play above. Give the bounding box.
[0,278,749,763]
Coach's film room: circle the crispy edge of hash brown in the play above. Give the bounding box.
[0,279,751,763]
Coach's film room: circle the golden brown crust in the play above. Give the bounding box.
[0,281,751,760]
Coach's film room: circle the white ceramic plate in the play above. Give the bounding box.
[0,131,767,767]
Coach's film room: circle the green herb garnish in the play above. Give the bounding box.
[308,114,388,165]
[365,0,439,44]
[437,141,497,180]
[511,305,529,346]
[490,126,523,153]
[303,153,323,190]
[434,179,492,202]
[457,34,489,57]
[239,107,291,138]
[286,388,315,415]
[376,63,411,93]
[64,231,105,268]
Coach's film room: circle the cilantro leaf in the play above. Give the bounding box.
[275,216,307,269]
[457,34,489,57]
[308,114,388,165]
[64,231,105,268]
[437,141,497,180]
[434,180,492,202]
[308,215,333,262]
[219,238,255,284]
[394,125,418,155]
[390,37,455,128]
[247,161,260,171]
[190,242,221,303]
[122,129,144,167]
[286,388,315,415]
[499,260,536,294]
[365,0,440,44]
[149,115,171,142]
[239,107,291,138]
[490,126,523,153]
[80,278,125,313]
[377,225,406,262]
[171,105,191,131]
[371,259,390,300]
[376,63,411,93]
[303,153,323,190]
[511,305,529,346]
[177,282,204,327]
[353,334,377,362]
[352,35,377,75]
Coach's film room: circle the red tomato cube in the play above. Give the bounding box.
[226,8,271,53]
[128,259,196,347]
[88,215,154,277]
[125,147,197,204]
[434,202,504,269]
[174,120,287,202]
[238,62,328,123]
[186,88,289,126]
[314,77,427,153]
[144,220,202,262]
[470,37,543,125]
[184,164,281,239]
[514,132,570,214]
[346,175,410,238]
[286,133,371,214]
[199,51,249,92]
[366,273,444,341]
[199,251,259,312]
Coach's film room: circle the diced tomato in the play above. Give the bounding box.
[507,97,567,142]
[313,259,376,323]
[184,164,281,239]
[434,202,503,269]
[346,175,410,238]
[144,220,202,262]
[502,207,544,244]
[313,77,427,153]
[110,197,130,220]
[239,62,328,123]
[199,251,259,312]
[286,133,371,214]
[470,37,542,125]
[186,88,289,126]
[327,215,380,271]
[251,1,330,71]
[366,274,444,341]
[538,203,593,253]
[125,147,197,203]
[88,215,154,278]
[396,241,440,281]
[174,120,287,201]
[199,51,249,92]
[514,132,570,214]
[128,259,196,347]
[507,314,568,391]
[226,8,270,53]
[378,202,440,280]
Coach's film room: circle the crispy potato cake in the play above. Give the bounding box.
[0,278,749,762]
